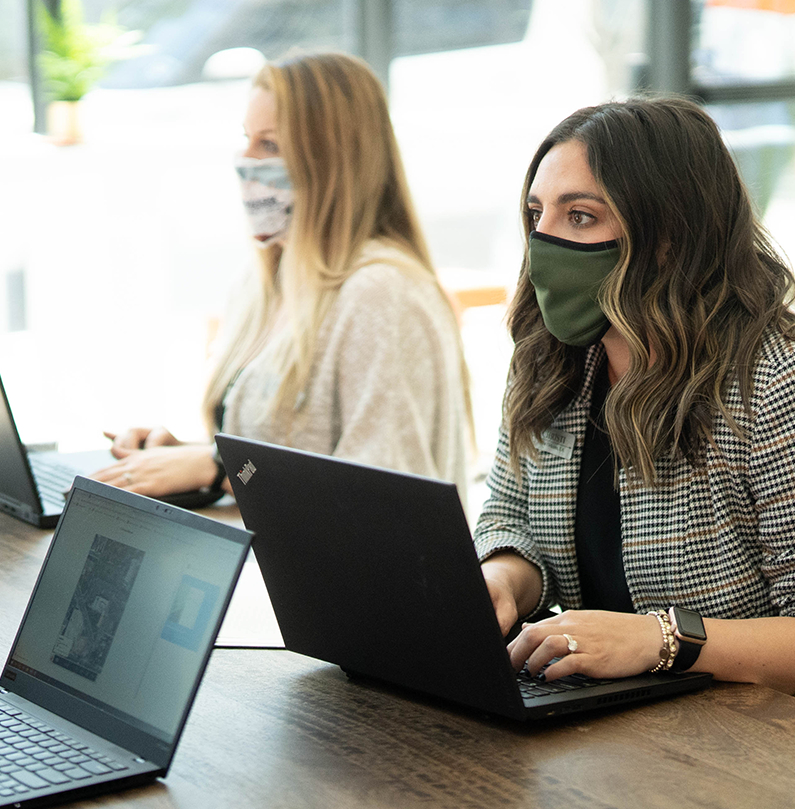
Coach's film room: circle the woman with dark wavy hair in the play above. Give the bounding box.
[476,96,795,693]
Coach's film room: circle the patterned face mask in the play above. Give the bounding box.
[235,156,294,247]
[529,230,621,346]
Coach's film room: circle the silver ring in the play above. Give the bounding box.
[123,472,133,484]
[563,633,578,653]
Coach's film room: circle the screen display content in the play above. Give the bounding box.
[9,488,242,742]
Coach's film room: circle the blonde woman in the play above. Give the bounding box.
[95,52,471,501]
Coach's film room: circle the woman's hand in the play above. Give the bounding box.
[91,444,217,498]
[508,610,664,681]
[483,571,520,637]
[481,552,543,637]
[103,426,181,458]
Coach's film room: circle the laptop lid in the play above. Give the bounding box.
[1,476,252,773]
[0,372,226,528]
[216,434,532,720]
[217,435,712,723]
[0,374,49,524]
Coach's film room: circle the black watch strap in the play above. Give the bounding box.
[671,637,703,671]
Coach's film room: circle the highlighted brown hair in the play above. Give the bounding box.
[505,96,795,484]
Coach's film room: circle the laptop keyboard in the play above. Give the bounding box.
[28,455,77,508]
[516,666,614,702]
[0,702,128,799]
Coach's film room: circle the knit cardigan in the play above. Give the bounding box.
[221,241,470,499]
[474,331,795,620]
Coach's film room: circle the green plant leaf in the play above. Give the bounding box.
[36,0,145,102]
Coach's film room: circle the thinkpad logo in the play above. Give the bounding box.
[237,460,256,485]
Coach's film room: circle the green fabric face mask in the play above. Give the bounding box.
[529,230,621,346]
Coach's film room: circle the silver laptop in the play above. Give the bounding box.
[216,434,712,722]
[0,373,222,528]
[0,476,251,807]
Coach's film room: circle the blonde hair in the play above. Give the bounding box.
[203,51,471,435]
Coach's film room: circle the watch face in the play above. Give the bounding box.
[675,608,706,641]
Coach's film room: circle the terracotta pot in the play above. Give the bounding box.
[47,100,83,146]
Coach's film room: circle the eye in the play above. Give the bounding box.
[570,210,595,227]
[260,139,279,155]
[528,208,542,229]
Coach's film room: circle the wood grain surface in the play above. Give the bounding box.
[1,511,794,809]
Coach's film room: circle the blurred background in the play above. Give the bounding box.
[2,0,795,506]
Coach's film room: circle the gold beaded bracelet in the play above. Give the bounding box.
[647,609,677,673]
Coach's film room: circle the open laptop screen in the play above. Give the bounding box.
[0,376,40,512]
[6,483,248,750]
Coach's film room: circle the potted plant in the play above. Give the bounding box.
[37,0,140,144]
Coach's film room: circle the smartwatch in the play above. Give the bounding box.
[668,606,707,672]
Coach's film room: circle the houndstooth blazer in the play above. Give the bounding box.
[474,330,795,620]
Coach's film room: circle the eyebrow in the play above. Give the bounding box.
[527,191,607,205]
[243,127,277,138]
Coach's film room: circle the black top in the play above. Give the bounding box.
[574,362,634,613]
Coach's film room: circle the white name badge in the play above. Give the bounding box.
[539,428,575,460]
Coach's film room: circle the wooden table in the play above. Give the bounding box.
[2,511,795,809]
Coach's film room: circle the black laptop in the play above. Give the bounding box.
[216,434,712,722]
[0,476,252,807]
[0,373,223,528]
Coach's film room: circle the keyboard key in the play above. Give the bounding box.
[48,744,69,753]
[536,683,568,694]
[63,767,92,780]
[10,770,48,789]
[36,767,72,785]
[553,680,587,691]
[520,686,550,698]
[80,761,112,775]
